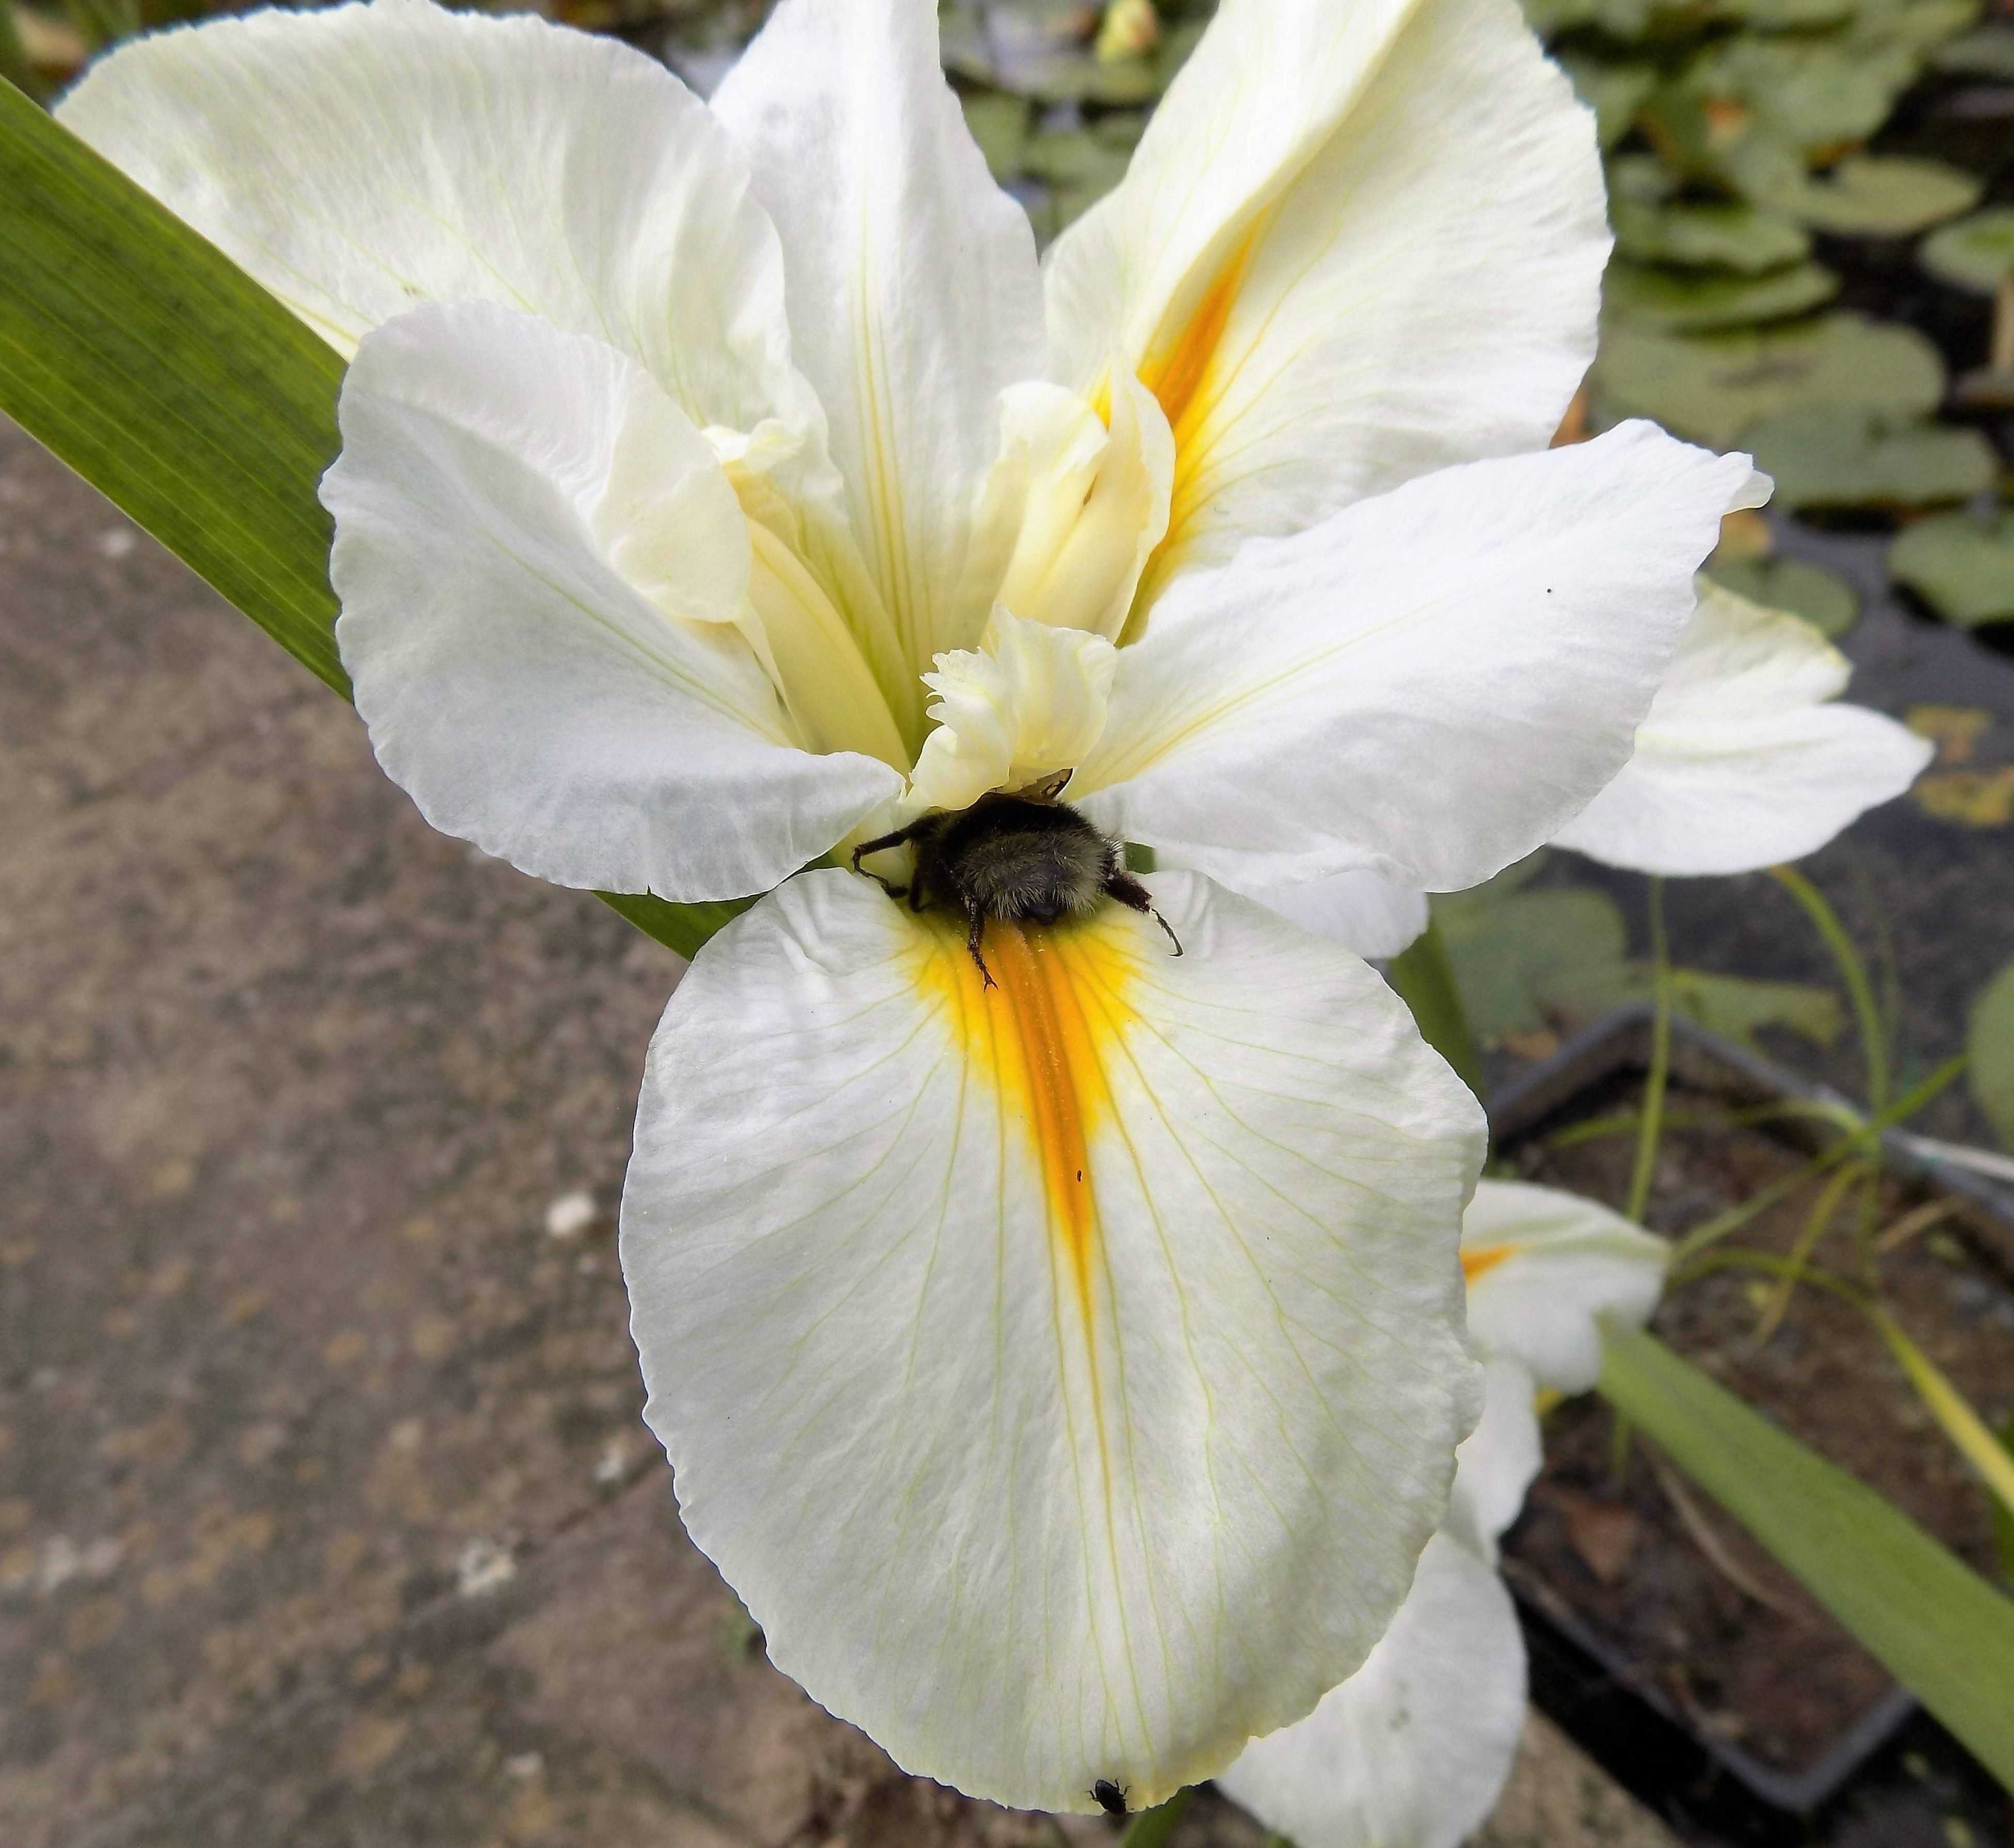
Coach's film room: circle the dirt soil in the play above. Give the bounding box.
[0,417,1688,1847]
[1507,1076,2014,1779]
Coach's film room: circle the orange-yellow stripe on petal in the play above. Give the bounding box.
[1138,229,1256,440]
[1126,226,1262,625]
[914,913,1138,1319]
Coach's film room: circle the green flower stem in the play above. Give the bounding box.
[1769,864,1888,1113]
[1625,875,1671,1224]
[1387,918,1483,1101]
[1117,1787,1192,1847]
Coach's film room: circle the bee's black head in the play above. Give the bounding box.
[1091,1778,1129,1816]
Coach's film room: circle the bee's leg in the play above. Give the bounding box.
[850,825,918,902]
[966,906,997,990]
[1103,871,1184,958]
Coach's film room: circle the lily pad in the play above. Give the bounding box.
[1603,259,1839,330]
[1970,954,2014,1150]
[1743,407,1998,511]
[1915,767,2014,825]
[1610,196,1812,274]
[960,91,1030,183]
[1655,39,1907,156]
[1920,208,2014,295]
[1890,510,2014,626]
[1705,555,1860,636]
[1904,703,1994,763]
[1932,23,2014,76]
[1607,153,1677,206]
[1521,0,1659,36]
[1434,874,1629,1044]
[1785,156,1984,237]
[1591,312,1946,450]
[1020,126,1131,191]
[1435,857,1842,1048]
[1847,0,1984,59]
[1723,0,1859,25]
[1558,52,1659,149]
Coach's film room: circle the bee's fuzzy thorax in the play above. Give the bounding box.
[849,783,1180,982]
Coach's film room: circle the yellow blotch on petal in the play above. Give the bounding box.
[1460,1241,1518,1285]
[914,912,1141,1319]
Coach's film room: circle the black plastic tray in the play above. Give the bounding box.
[1485,1005,2014,1829]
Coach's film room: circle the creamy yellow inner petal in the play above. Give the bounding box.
[743,520,912,771]
[913,911,1139,1321]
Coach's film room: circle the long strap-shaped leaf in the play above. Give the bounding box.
[1602,1327,2014,1787]
[0,78,742,959]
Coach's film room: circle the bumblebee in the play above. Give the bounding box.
[850,772,1180,986]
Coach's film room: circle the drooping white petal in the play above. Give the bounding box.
[1552,580,1934,877]
[621,869,1486,1811]
[1216,1532,1528,1848]
[1045,0,1607,607]
[325,302,902,901]
[1462,1180,1670,1395]
[1237,870,1430,961]
[712,0,1047,673]
[58,0,814,444]
[905,610,1118,817]
[1075,424,1768,896]
[1443,1356,1544,1568]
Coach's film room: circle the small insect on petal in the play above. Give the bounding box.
[1092,1777,1129,1815]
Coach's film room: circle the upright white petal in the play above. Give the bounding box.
[1076,425,1767,897]
[325,303,902,901]
[58,0,813,443]
[1045,0,1607,607]
[1216,1532,1528,1848]
[905,610,1118,817]
[622,870,1485,1811]
[1462,1180,1670,1395]
[712,0,1047,673]
[1553,580,1933,876]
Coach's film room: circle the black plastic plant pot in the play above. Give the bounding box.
[1484,1006,2014,1844]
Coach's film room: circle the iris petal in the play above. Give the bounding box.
[621,869,1484,1810]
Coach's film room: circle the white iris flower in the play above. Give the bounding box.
[65,0,1763,1809]
[1221,1181,1670,1848]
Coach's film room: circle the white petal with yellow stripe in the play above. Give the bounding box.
[1462,1180,1671,1394]
[621,869,1486,1812]
[1044,0,1608,613]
